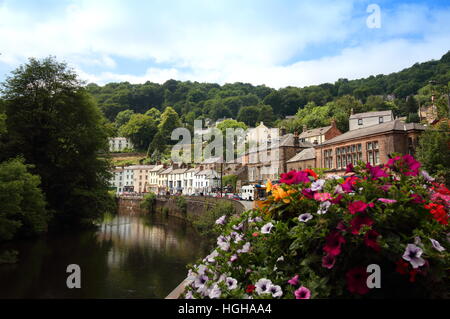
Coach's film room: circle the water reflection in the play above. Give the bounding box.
[0,212,208,299]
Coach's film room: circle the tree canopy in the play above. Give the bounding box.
[0,57,114,228]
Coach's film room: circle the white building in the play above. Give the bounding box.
[122,166,135,192]
[194,169,220,195]
[109,137,134,152]
[148,165,165,193]
[349,110,393,131]
[110,167,124,194]
[183,168,199,195]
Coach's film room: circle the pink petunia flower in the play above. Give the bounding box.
[377,198,397,204]
[294,286,311,299]
[288,275,299,286]
[348,200,369,214]
[323,231,346,256]
[314,192,332,202]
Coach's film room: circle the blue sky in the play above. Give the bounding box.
[0,0,449,88]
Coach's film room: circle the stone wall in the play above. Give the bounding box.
[153,196,246,220]
[118,195,247,220]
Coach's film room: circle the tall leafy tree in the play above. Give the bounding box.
[416,122,450,185]
[119,113,158,151]
[0,57,113,227]
[0,158,49,241]
[114,109,135,128]
[158,106,182,142]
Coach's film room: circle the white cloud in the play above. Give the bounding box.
[0,0,449,88]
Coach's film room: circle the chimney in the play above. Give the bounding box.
[330,118,337,128]
[294,132,299,147]
[302,125,307,132]
[280,127,287,136]
[350,108,354,115]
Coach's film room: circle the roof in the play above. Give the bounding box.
[320,120,426,146]
[149,165,164,172]
[201,157,222,164]
[172,168,187,174]
[287,148,316,163]
[246,133,314,154]
[125,165,155,170]
[159,167,173,174]
[196,169,219,178]
[299,126,332,138]
[349,110,392,119]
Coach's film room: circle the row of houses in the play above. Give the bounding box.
[109,110,427,195]
[110,163,220,195]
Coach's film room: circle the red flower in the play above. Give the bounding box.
[348,200,369,215]
[331,194,343,204]
[346,267,369,295]
[350,215,374,235]
[301,188,314,199]
[410,194,425,204]
[280,171,299,185]
[323,231,346,256]
[396,259,410,275]
[345,163,354,173]
[424,203,448,225]
[341,176,359,193]
[303,168,318,180]
[280,170,310,185]
[409,269,418,283]
[246,285,256,293]
[364,230,381,252]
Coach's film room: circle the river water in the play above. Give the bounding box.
[0,212,209,298]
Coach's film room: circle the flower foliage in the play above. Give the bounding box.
[182,155,449,299]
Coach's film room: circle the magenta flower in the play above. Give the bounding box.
[350,215,374,235]
[314,192,332,202]
[322,254,336,269]
[377,198,397,204]
[410,194,425,204]
[280,170,310,185]
[348,200,369,215]
[301,188,314,199]
[345,163,354,173]
[323,231,346,256]
[294,286,311,299]
[288,275,299,286]
[370,165,389,179]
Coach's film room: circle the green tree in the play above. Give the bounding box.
[256,104,276,127]
[158,106,182,143]
[114,109,134,128]
[237,105,260,126]
[216,119,248,135]
[1,57,114,227]
[0,158,49,241]
[119,113,158,151]
[416,122,450,185]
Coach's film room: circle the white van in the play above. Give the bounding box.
[240,185,256,201]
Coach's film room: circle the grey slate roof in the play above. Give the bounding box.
[321,120,425,146]
[287,148,316,163]
[349,110,392,119]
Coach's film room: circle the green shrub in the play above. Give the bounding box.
[141,192,157,212]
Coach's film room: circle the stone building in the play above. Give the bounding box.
[246,133,314,183]
[315,120,425,175]
[286,148,316,171]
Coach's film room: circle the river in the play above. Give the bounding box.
[0,212,209,298]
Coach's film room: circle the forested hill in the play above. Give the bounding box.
[87,50,450,130]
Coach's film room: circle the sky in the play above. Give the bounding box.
[0,0,449,88]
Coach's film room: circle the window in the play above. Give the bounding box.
[379,117,384,124]
[336,144,362,169]
[358,119,363,125]
[324,149,333,169]
[367,141,380,165]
